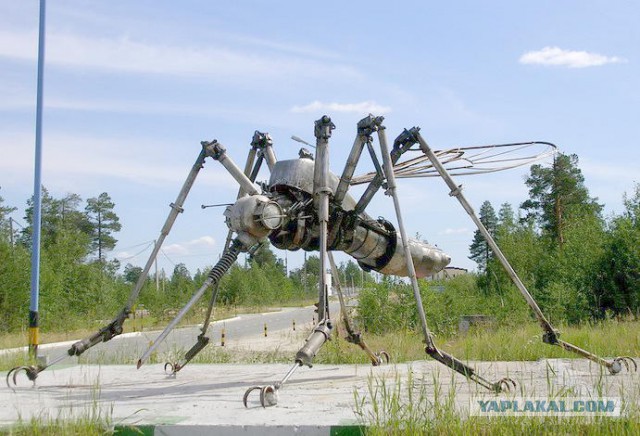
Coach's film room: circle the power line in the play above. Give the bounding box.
[116,240,155,251]
[160,248,177,267]
[116,241,154,261]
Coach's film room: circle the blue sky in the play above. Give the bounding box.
[1,1,638,277]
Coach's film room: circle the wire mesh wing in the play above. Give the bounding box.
[350,141,557,185]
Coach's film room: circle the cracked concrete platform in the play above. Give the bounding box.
[1,358,638,434]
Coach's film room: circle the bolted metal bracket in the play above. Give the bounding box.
[251,131,274,150]
[202,140,225,160]
[542,330,560,345]
[357,114,385,138]
[314,115,336,140]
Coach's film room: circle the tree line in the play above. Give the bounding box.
[2,152,637,334]
[0,190,371,333]
[356,153,639,335]
[468,153,639,322]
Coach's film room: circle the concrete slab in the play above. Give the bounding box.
[2,358,638,435]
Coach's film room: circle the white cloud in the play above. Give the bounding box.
[0,29,360,82]
[519,46,626,68]
[162,236,216,257]
[0,131,236,187]
[291,100,391,114]
[114,236,216,263]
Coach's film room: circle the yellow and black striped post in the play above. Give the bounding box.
[28,310,39,358]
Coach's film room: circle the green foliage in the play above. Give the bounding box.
[521,153,602,246]
[1,157,638,337]
[85,192,121,261]
[123,263,143,284]
[357,275,531,336]
[339,259,372,288]
[0,241,30,332]
[217,256,300,307]
[0,193,17,243]
[592,184,640,317]
[289,254,321,297]
[248,243,285,273]
[0,190,129,333]
[468,200,497,272]
[0,196,312,334]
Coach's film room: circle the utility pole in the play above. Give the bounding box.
[9,217,14,248]
[303,251,307,295]
[284,250,288,276]
[97,209,102,262]
[155,240,159,292]
[29,0,47,359]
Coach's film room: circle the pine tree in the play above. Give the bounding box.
[0,193,17,243]
[521,153,601,246]
[20,188,92,252]
[497,202,516,234]
[85,192,122,262]
[468,200,497,272]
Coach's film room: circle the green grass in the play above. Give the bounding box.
[3,319,638,371]
[0,381,115,436]
[1,417,112,436]
[444,320,640,361]
[314,319,640,365]
[354,367,640,435]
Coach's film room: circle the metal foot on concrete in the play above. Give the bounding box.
[243,384,278,408]
[164,362,182,377]
[6,365,40,388]
[493,377,517,393]
[374,350,391,365]
[609,356,638,375]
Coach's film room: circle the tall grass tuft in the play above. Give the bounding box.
[354,368,640,435]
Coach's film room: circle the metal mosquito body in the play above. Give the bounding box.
[8,115,636,407]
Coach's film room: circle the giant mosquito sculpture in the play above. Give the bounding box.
[8,115,636,407]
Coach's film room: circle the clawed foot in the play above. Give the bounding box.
[609,356,638,375]
[373,350,390,366]
[243,385,278,408]
[164,362,181,376]
[6,365,40,388]
[492,377,517,393]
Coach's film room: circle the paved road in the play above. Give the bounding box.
[4,301,341,366]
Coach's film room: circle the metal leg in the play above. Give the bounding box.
[165,138,267,376]
[7,145,211,387]
[251,131,277,171]
[138,240,244,369]
[243,116,336,408]
[334,117,376,206]
[353,116,415,215]
[163,272,222,376]
[328,252,389,366]
[377,125,516,392]
[411,129,636,376]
